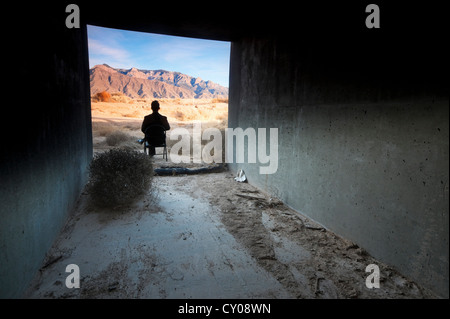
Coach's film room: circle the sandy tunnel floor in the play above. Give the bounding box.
[24,169,437,299]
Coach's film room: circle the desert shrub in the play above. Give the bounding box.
[87,149,153,208]
[111,92,130,103]
[92,122,116,137]
[174,110,185,121]
[92,91,112,102]
[104,130,141,150]
[106,130,131,146]
[211,97,228,104]
[123,110,143,118]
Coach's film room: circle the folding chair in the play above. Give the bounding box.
[144,124,168,160]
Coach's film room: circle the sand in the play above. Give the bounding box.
[24,169,436,299]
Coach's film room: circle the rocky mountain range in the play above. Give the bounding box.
[90,64,228,99]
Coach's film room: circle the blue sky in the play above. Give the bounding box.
[87,25,231,88]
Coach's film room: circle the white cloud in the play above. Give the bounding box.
[88,39,131,67]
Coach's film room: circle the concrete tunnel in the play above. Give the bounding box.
[0,1,448,298]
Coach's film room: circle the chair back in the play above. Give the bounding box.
[144,124,166,146]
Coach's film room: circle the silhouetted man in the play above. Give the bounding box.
[141,100,170,156]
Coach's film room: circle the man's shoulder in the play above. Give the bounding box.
[156,113,168,121]
[144,113,168,122]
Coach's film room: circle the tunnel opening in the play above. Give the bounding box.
[86,25,231,168]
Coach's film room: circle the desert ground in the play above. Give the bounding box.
[24,99,437,299]
[91,98,228,156]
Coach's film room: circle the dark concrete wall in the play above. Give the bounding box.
[0,3,92,298]
[228,33,448,297]
[0,1,447,299]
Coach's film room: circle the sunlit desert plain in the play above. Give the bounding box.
[91,96,228,158]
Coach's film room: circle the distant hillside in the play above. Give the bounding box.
[90,64,228,99]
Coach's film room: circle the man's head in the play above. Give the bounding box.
[151,100,160,112]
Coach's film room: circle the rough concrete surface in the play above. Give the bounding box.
[228,37,449,298]
[24,168,437,299]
